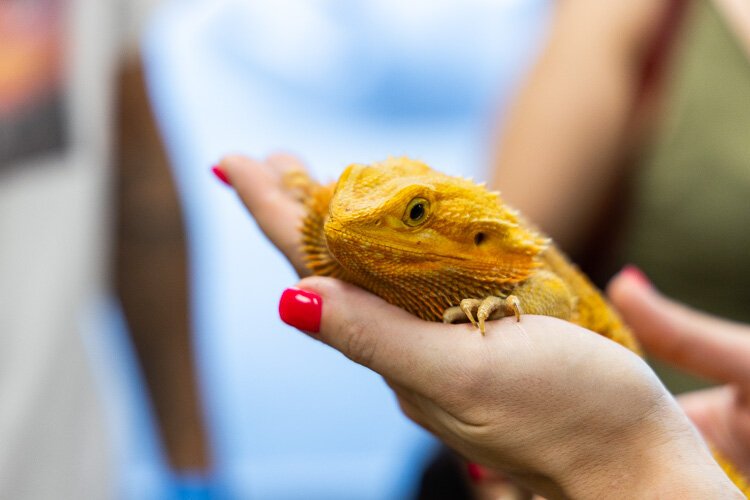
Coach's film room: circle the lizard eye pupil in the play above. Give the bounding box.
[410,203,424,221]
[404,197,430,227]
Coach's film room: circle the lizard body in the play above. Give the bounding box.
[291,156,749,494]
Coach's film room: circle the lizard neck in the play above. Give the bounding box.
[349,265,516,322]
[301,182,348,279]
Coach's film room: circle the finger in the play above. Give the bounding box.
[607,267,750,385]
[280,276,470,396]
[265,152,308,176]
[678,386,750,471]
[219,154,309,275]
[677,386,729,438]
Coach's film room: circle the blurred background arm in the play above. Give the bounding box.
[114,53,211,473]
[491,0,667,255]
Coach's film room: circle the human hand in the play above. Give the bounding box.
[608,267,750,477]
[277,278,740,499]
[215,153,312,277]
[217,155,741,498]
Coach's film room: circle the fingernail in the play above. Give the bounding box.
[620,264,652,288]
[279,288,322,333]
[212,165,231,186]
[466,462,486,483]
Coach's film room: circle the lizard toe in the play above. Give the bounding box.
[442,306,467,325]
[460,299,482,328]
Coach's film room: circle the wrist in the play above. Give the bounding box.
[558,400,742,499]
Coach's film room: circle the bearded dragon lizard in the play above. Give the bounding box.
[292,156,637,349]
[286,156,749,494]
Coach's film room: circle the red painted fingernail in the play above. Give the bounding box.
[466,462,486,483]
[212,165,231,186]
[279,288,322,333]
[620,264,652,288]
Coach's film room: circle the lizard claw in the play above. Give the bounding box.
[443,296,523,335]
[477,295,525,333]
[477,296,503,335]
[460,299,481,328]
[506,295,523,322]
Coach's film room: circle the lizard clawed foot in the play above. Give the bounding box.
[442,295,524,335]
[477,295,524,334]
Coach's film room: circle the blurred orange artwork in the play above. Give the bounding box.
[0,0,65,116]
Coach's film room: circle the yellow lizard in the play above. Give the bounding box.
[294,156,637,348]
[289,156,748,494]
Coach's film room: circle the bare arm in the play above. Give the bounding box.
[492,0,667,254]
[114,55,211,471]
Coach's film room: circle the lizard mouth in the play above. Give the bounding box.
[324,217,469,263]
[323,216,537,288]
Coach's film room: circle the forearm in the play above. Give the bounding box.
[492,53,635,253]
[491,0,665,253]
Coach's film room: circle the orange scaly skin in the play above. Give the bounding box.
[291,156,749,495]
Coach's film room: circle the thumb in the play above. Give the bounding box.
[607,266,750,385]
[278,276,460,395]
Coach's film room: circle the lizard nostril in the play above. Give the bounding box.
[474,232,486,246]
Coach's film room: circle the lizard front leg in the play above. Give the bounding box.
[443,270,576,334]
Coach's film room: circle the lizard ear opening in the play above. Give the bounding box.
[470,218,547,256]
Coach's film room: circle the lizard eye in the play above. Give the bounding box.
[404,197,430,227]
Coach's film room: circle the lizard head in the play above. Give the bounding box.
[323,157,548,288]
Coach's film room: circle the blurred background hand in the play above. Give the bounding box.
[609,267,750,476]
